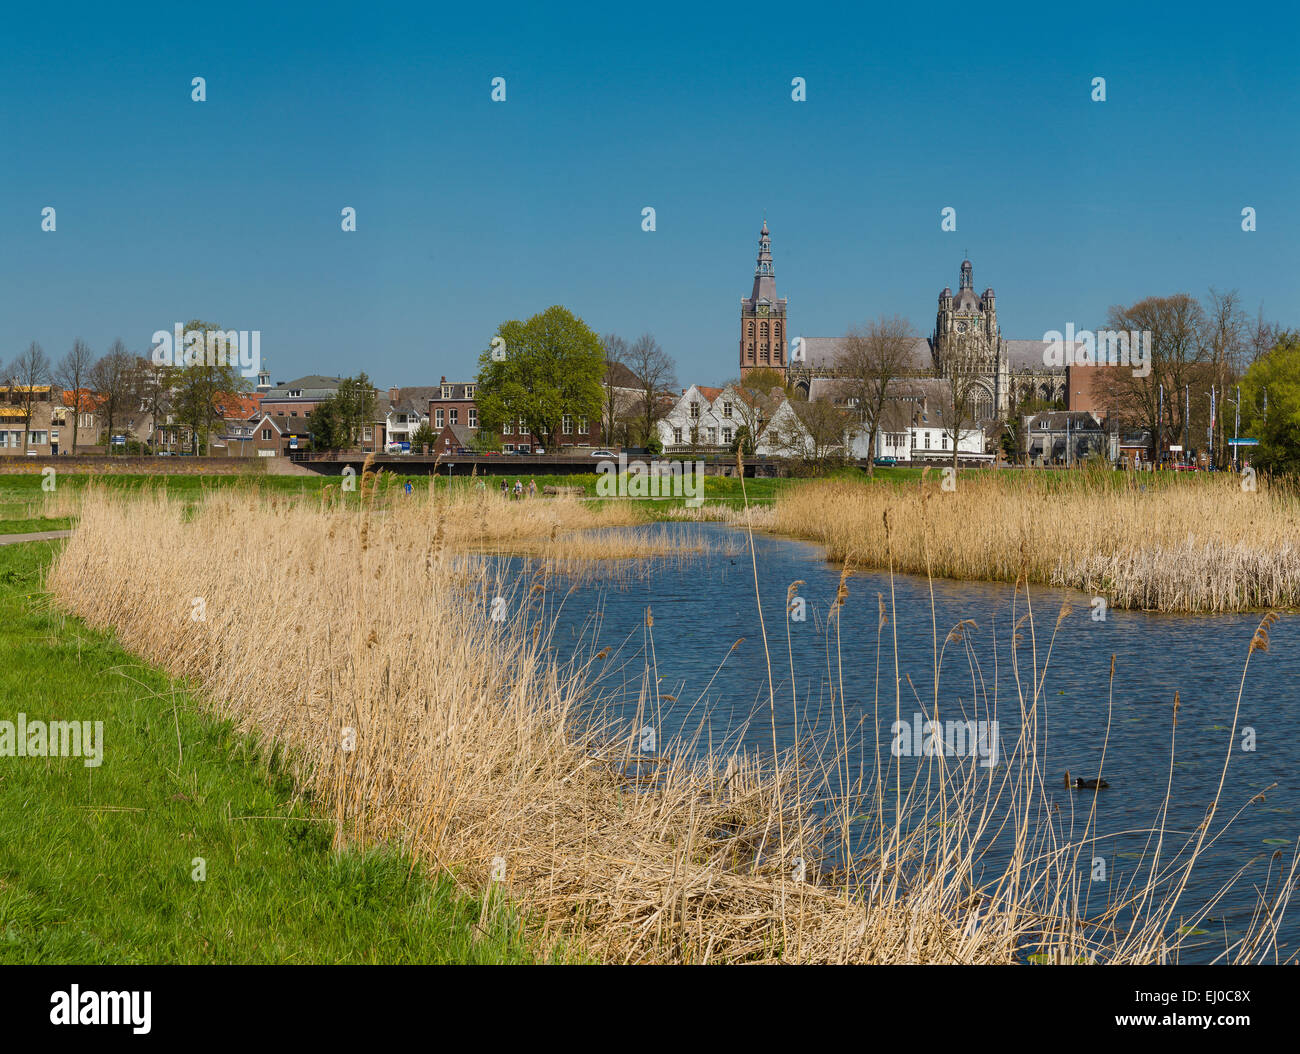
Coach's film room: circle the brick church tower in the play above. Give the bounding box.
[739,221,788,380]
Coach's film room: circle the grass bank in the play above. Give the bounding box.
[0,539,545,964]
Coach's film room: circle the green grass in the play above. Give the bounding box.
[0,540,549,964]
[0,516,72,534]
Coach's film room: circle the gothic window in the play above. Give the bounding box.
[760,322,769,341]
[747,322,755,339]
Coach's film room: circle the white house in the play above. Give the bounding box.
[659,384,742,451]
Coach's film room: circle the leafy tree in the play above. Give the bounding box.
[476,306,604,450]
[1241,332,1300,476]
[410,422,437,453]
[309,374,376,451]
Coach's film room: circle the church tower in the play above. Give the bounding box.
[933,258,1002,421]
[739,221,788,380]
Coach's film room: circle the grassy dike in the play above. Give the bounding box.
[0,538,543,964]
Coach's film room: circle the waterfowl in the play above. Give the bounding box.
[1064,770,1109,790]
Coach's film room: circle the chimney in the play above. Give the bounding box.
[389,385,400,404]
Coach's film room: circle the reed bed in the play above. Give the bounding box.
[45,485,1297,963]
[771,470,1300,612]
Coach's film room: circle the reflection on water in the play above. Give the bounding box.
[511,522,1300,960]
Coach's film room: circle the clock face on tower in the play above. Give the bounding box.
[956,321,968,333]
[758,304,769,316]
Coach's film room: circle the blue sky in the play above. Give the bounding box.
[3,1,1297,386]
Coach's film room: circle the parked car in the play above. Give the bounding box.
[532,446,545,455]
[872,456,898,466]
[590,449,615,458]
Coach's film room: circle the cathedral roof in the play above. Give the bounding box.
[799,336,934,371]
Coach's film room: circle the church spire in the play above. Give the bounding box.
[751,221,776,301]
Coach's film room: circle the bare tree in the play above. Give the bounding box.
[624,333,677,447]
[89,341,137,450]
[1202,288,1247,467]
[835,315,916,476]
[54,339,98,453]
[600,333,630,448]
[1248,306,1282,366]
[1100,294,1207,463]
[132,354,174,452]
[934,362,983,473]
[4,342,53,453]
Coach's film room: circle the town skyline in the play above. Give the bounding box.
[4,2,1297,384]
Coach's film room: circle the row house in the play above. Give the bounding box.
[0,386,59,456]
[383,386,436,450]
[428,377,480,438]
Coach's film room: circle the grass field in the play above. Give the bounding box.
[0,539,546,964]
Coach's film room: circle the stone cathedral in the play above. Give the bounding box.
[737,222,1066,421]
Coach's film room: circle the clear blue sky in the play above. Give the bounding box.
[3,1,1297,386]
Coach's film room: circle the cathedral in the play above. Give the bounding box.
[738,223,1067,422]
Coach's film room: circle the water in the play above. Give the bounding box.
[520,522,1300,961]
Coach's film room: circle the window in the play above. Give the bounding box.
[449,409,458,425]
[578,416,588,434]
[465,385,475,398]
[363,427,372,440]
[505,444,514,452]
[262,428,271,441]
[722,402,732,418]
[29,431,48,445]
[290,411,297,417]
[80,413,93,428]
[924,432,931,448]
[722,427,732,443]
[435,410,444,428]
[689,402,700,419]
[673,427,682,444]
[305,411,311,418]
[707,427,717,444]
[562,415,573,435]
[468,409,478,428]
[518,419,528,435]
[441,386,452,399]
[502,421,512,435]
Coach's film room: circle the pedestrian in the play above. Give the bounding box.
[513,479,523,499]
[527,477,537,498]
[500,478,507,495]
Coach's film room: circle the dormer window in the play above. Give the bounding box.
[441,386,452,399]
[465,385,475,398]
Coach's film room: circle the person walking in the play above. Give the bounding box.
[527,477,537,498]
[513,479,523,499]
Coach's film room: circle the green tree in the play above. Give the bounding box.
[1241,332,1300,475]
[476,306,604,450]
[410,422,437,453]
[309,374,377,451]
[170,321,250,454]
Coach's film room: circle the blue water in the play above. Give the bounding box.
[514,522,1300,960]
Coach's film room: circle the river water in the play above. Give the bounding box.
[523,522,1300,961]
